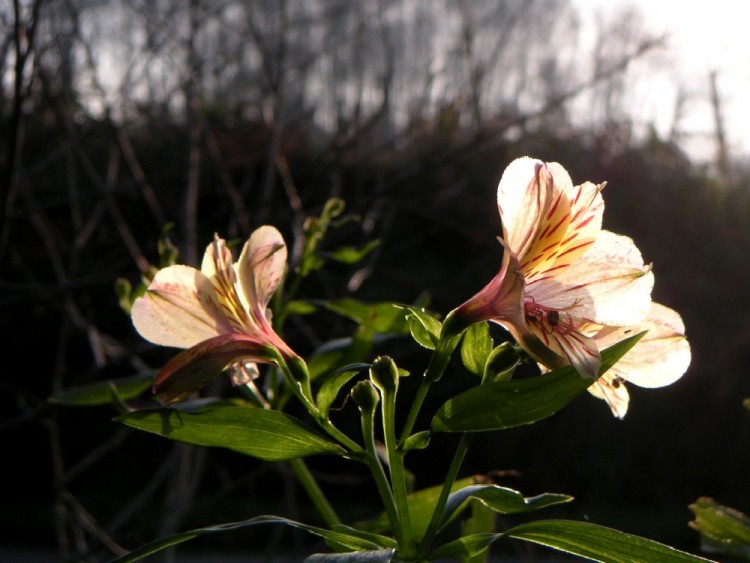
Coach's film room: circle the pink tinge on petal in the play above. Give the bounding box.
[447,248,525,334]
[521,311,600,378]
[152,333,277,405]
[237,226,288,325]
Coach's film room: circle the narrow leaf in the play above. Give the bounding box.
[427,533,500,559]
[111,515,385,563]
[305,549,395,562]
[330,525,397,549]
[317,366,368,418]
[461,500,496,563]
[354,477,475,541]
[432,334,643,432]
[117,405,344,461]
[442,485,571,527]
[49,373,154,406]
[506,519,713,562]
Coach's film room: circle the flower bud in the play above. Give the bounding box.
[369,356,399,394]
[351,380,379,414]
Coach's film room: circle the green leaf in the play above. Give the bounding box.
[308,338,353,380]
[689,496,750,560]
[506,519,713,562]
[49,373,154,406]
[402,306,442,350]
[285,299,319,316]
[325,240,381,264]
[399,430,431,453]
[431,333,644,433]
[355,477,475,541]
[330,525,397,549]
[110,515,387,563]
[443,485,572,525]
[317,366,368,418]
[117,405,344,461]
[460,322,493,375]
[461,500,496,563]
[482,343,519,383]
[305,549,395,562]
[428,533,500,559]
[320,299,410,334]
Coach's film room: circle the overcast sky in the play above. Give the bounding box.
[576,0,750,161]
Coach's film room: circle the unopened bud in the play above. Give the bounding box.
[351,380,379,413]
[369,356,399,394]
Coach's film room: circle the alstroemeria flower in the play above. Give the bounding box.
[131,226,296,405]
[583,302,691,418]
[449,157,654,378]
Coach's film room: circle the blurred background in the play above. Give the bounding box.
[2,0,749,561]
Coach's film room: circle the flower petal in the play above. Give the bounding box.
[497,157,556,261]
[131,265,231,348]
[524,320,601,378]
[237,226,288,319]
[588,303,690,388]
[201,236,254,332]
[588,373,630,418]
[537,230,654,325]
[152,333,277,405]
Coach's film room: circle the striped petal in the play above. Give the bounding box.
[524,318,600,378]
[532,230,654,325]
[498,157,556,261]
[201,236,255,333]
[498,158,604,283]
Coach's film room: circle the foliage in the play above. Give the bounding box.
[3,3,750,560]
[46,192,709,562]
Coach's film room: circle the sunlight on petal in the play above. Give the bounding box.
[237,225,288,317]
[131,265,230,348]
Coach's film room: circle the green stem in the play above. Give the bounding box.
[399,378,431,445]
[399,333,461,444]
[288,458,341,528]
[418,432,473,557]
[382,391,416,559]
[319,417,364,454]
[361,403,402,546]
[276,353,363,454]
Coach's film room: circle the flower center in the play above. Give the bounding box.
[524,300,575,335]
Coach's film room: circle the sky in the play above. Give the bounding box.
[576,0,750,161]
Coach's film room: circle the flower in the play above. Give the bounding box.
[583,302,691,418]
[448,157,654,378]
[131,226,296,405]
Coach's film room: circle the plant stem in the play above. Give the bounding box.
[399,378,431,445]
[288,458,341,528]
[399,333,461,444]
[382,391,416,559]
[418,432,473,557]
[360,402,403,547]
